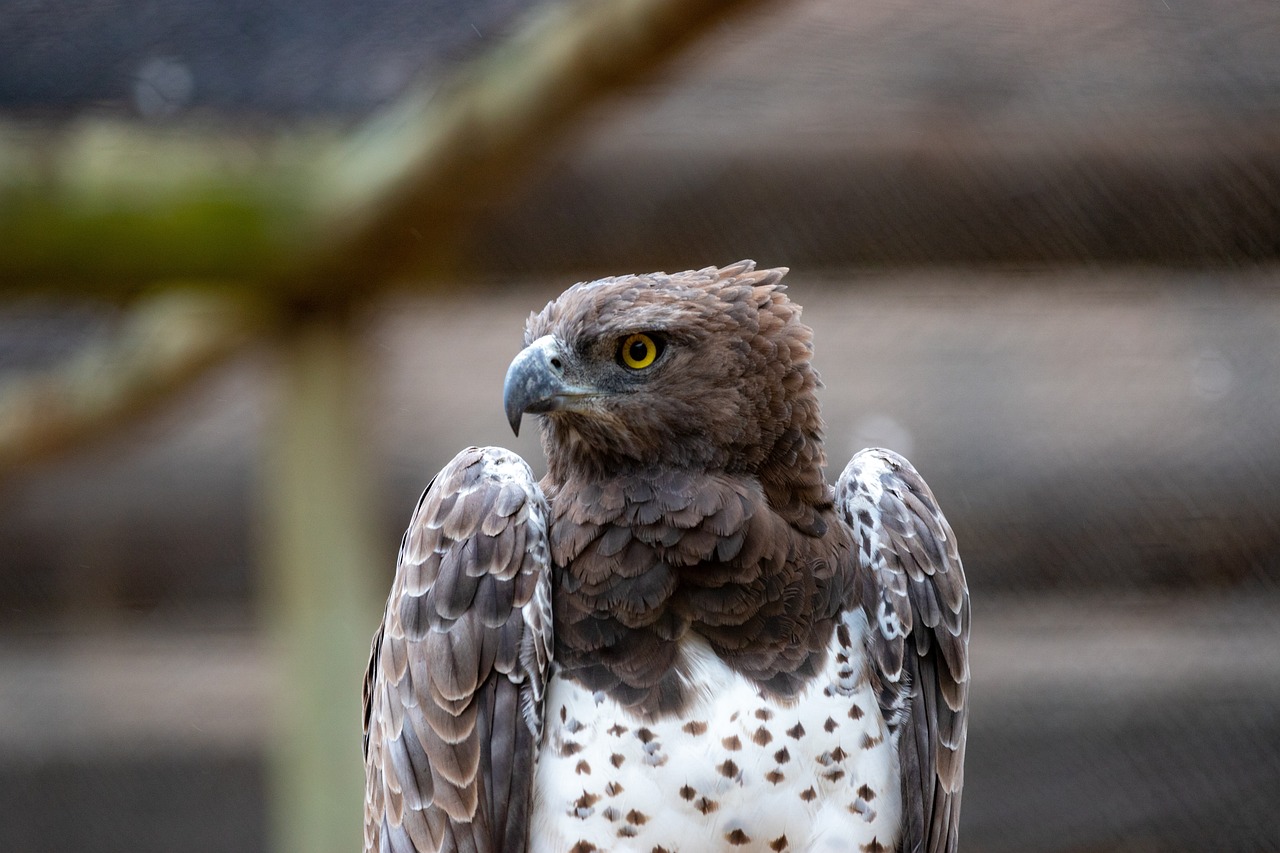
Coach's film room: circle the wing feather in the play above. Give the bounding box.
[363,446,552,853]
[837,447,970,853]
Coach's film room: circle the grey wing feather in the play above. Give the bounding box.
[836,447,970,853]
[363,446,553,853]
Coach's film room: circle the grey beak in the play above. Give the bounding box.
[502,335,571,436]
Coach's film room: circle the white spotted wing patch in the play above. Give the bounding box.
[837,447,970,853]
[530,608,902,853]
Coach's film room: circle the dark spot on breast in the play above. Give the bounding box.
[848,705,864,720]
[653,848,673,853]
[722,735,742,751]
[774,747,791,764]
[635,727,657,744]
[718,759,740,779]
[575,759,590,775]
[800,787,817,802]
[605,781,624,796]
[861,732,884,750]
[858,784,876,800]
[837,623,852,648]
[679,785,696,801]
[752,726,774,746]
[755,708,774,721]
[765,769,785,785]
[786,723,805,740]
[610,753,625,768]
[823,717,838,733]
[570,843,597,853]
[626,809,648,826]
[862,839,886,853]
[695,796,719,815]
[618,825,638,838]
[565,717,584,734]
[823,768,846,782]
[603,806,620,821]
[560,740,583,757]
[573,791,600,811]
[726,828,752,846]
[607,723,629,736]
[769,836,790,851]
[560,706,568,722]
[682,720,708,736]
[643,750,668,767]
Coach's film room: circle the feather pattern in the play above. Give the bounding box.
[363,447,552,853]
[837,447,970,853]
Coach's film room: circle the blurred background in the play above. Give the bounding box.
[1,0,1279,851]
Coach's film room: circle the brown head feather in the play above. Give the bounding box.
[525,261,826,519]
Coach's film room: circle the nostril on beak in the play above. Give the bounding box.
[549,356,563,373]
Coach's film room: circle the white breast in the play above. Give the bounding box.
[530,609,902,853]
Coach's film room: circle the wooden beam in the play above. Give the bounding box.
[262,316,383,853]
[0,288,264,476]
[296,0,779,296]
[0,122,322,299]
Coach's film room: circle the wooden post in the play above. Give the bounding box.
[263,314,383,853]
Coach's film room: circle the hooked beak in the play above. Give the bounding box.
[502,335,593,435]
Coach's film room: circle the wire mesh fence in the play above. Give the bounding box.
[2,271,1278,851]
[3,0,1280,850]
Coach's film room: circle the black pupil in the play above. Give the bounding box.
[629,339,648,362]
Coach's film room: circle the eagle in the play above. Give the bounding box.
[362,261,969,853]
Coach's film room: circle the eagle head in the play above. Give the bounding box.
[503,261,827,491]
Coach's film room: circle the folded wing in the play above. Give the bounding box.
[363,447,553,853]
[836,448,970,853]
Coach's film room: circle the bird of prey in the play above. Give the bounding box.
[363,261,969,853]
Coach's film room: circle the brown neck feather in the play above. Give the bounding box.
[545,464,850,717]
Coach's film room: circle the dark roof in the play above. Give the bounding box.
[0,0,541,119]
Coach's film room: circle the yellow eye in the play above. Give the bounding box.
[619,333,661,370]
